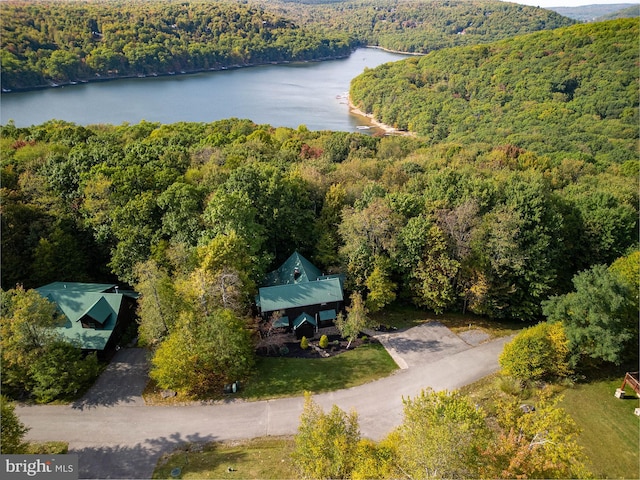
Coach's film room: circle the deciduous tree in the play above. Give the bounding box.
[0,286,65,393]
[1,286,100,401]
[29,341,101,403]
[255,311,288,355]
[499,322,571,381]
[335,292,369,349]
[388,388,490,479]
[150,309,254,397]
[395,216,460,313]
[134,259,181,346]
[365,256,396,313]
[1,395,29,454]
[483,389,591,479]
[292,393,360,479]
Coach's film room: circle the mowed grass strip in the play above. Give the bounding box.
[240,342,398,400]
[559,377,639,479]
[153,436,296,479]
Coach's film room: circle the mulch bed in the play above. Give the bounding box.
[259,332,373,359]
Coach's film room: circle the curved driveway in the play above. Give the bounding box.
[16,323,511,479]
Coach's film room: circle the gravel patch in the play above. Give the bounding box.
[458,329,491,346]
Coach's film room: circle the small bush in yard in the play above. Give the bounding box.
[300,336,309,350]
[319,335,329,349]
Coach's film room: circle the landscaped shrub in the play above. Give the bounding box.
[319,335,329,349]
[300,336,309,350]
[499,322,571,382]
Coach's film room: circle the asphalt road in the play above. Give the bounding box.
[16,324,511,479]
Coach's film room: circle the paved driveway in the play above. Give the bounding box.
[16,323,510,479]
[373,321,472,369]
[72,348,149,410]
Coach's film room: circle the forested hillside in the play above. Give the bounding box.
[0,5,637,326]
[550,3,639,21]
[2,116,637,321]
[350,19,638,163]
[262,0,576,53]
[596,5,640,21]
[0,0,575,91]
[0,0,356,90]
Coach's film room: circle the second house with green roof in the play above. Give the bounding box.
[35,282,138,356]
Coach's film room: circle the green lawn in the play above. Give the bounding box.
[461,371,640,479]
[240,342,398,400]
[559,377,639,479]
[153,436,296,479]
[25,441,68,454]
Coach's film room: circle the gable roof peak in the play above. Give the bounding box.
[263,251,322,286]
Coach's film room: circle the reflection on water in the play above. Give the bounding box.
[0,48,409,131]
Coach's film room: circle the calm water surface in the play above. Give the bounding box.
[0,48,409,130]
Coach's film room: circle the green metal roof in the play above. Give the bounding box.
[263,251,322,286]
[82,296,113,325]
[317,273,345,289]
[293,313,317,330]
[36,283,124,350]
[319,309,337,321]
[259,277,343,313]
[38,282,118,294]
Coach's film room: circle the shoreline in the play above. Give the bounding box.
[366,45,424,56]
[348,97,415,137]
[0,53,353,95]
[1,45,419,95]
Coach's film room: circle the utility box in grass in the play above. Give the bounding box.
[224,381,240,394]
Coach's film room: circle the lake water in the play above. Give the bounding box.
[0,48,409,131]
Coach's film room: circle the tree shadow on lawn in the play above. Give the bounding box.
[72,431,222,479]
[574,359,640,384]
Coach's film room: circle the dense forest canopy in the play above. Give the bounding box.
[262,0,576,53]
[0,0,575,90]
[2,114,637,321]
[0,4,637,326]
[0,0,357,90]
[350,19,638,164]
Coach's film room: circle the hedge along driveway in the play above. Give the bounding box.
[15,326,512,479]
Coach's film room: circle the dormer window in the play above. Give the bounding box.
[79,296,112,330]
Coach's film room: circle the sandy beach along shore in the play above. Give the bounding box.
[348,98,415,136]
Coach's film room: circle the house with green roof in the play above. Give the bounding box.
[257,252,344,338]
[35,282,137,354]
